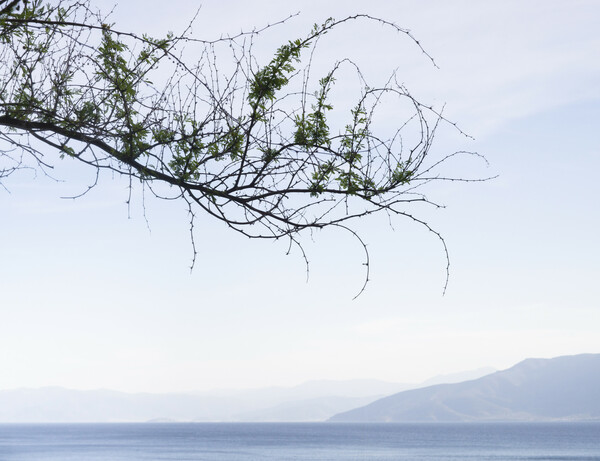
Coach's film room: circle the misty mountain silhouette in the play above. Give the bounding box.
[0,370,494,422]
[329,353,600,422]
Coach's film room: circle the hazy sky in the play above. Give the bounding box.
[1,0,599,393]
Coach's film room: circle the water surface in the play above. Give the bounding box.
[1,422,599,460]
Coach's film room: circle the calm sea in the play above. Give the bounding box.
[0,422,599,460]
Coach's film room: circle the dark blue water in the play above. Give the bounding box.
[0,422,599,460]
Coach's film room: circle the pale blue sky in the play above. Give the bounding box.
[1,0,599,392]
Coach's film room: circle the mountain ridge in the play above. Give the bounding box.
[0,368,494,422]
[329,353,600,422]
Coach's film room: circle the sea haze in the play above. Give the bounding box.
[0,368,494,423]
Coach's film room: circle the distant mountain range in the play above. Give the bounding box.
[11,354,596,423]
[0,368,493,423]
[329,353,600,422]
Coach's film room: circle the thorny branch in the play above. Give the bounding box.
[0,0,493,297]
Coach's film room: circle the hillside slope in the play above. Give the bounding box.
[329,354,600,422]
